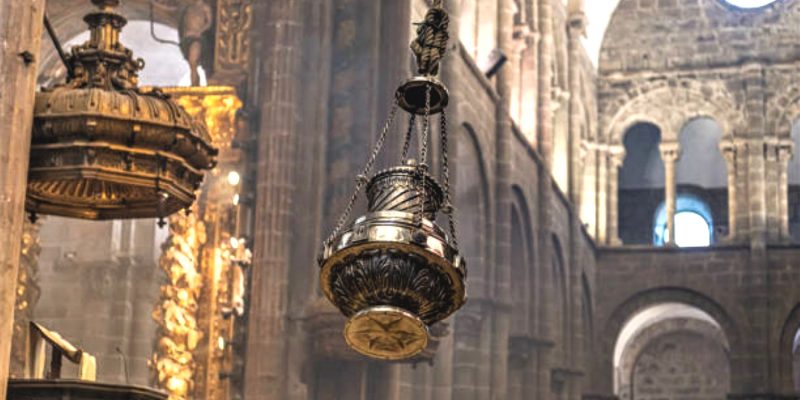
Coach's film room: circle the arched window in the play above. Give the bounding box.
[458,0,498,68]
[653,195,714,247]
[722,0,779,8]
[793,328,800,390]
[674,118,728,243]
[788,120,800,242]
[39,20,205,88]
[618,123,665,245]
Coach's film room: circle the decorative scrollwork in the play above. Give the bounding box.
[329,248,457,325]
[213,0,253,83]
[151,209,205,400]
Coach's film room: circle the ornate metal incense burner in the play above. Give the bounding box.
[26,0,217,221]
[319,0,466,361]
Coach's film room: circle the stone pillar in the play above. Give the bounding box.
[721,140,739,242]
[493,0,515,398]
[596,144,608,244]
[765,138,781,243]
[244,0,303,398]
[566,6,586,205]
[778,140,793,241]
[508,25,526,124]
[537,0,554,165]
[491,0,518,399]
[747,138,768,249]
[607,146,625,246]
[660,141,681,246]
[579,142,598,239]
[519,29,539,141]
[740,63,768,248]
[0,1,46,398]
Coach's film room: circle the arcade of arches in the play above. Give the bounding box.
[5,0,800,400]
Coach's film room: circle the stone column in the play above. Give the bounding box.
[537,0,554,165]
[747,138,768,249]
[765,138,781,243]
[740,64,768,248]
[579,142,598,238]
[778,140,793,241]
[566,5,586,205]
[244,0,303,398]
[492,0,515,398]
[0,1,45,398]
[733,139,752,241]
[721,140,739,242]
[660,141,681,246]
[518,29,539,141]
[607,146,625,246]
[596,144,608,244]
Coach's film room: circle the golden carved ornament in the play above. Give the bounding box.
[213,0,253,83]
[162,86,242,149]
[152,86,245,400]
[151,208,206,400]
[26,0,217,221]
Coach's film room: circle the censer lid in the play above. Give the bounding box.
[26,0,217,221]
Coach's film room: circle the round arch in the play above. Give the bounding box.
[617,316,730,400]
[771,87,800,139]
[44,0,180,38]
[550,234,571,361]
[596,287,743,393]
[602,82,742,145]
[510,185,535,336]
[778,303,800,393]
[455,123,492,300]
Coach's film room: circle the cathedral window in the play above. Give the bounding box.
[722,0,779,8]
[653,196,714,247]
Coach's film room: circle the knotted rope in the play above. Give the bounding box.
[410,0,450,76]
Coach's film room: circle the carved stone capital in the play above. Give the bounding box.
[567,12,587,37]
[778,138,794,163]
[608,145,625,168]
[659,141,681,163]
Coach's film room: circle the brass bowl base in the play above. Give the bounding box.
[343,306,429,361]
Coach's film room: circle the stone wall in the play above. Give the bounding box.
[34,218,162,386]
[589,2,800,397]
[592,245,800,397]
[592,0,800,246]
[632,331,729,400]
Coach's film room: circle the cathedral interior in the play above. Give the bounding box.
[4,0,800,399]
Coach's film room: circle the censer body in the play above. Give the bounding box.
[319,166,466,360]
[318,0,465,361]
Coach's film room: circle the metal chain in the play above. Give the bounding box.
[440,108,459,251]
[400,114,416,163]
[415,86,433,226]
[325,102,399,246]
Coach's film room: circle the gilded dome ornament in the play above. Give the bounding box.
[318,0,466,361]
[26,0,217,222]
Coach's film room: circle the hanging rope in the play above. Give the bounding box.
[410,0,450,76]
